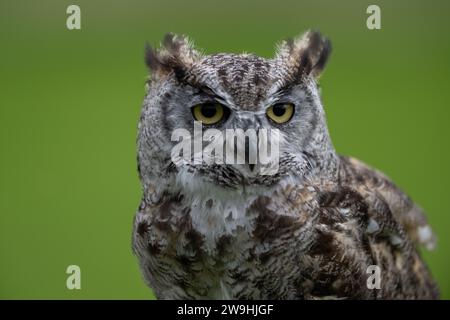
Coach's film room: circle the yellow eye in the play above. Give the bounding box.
[266,103,295,124]
[192,103,226,125]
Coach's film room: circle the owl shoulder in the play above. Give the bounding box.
[337,155,436,250]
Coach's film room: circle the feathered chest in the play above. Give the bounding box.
[133,183,378,299]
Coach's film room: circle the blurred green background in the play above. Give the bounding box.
[0,0,449,299]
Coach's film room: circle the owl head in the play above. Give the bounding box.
[138,31,337,199]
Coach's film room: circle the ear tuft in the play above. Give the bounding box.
[275,30,331,80]
[144,43,164,72]
[144,33,201,81]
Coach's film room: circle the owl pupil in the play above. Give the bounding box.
[201,104,217,118]
[273,105,286,117]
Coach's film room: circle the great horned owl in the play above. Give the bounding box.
[132,31,439,299]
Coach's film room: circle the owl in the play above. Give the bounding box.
[132,31,439,299]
